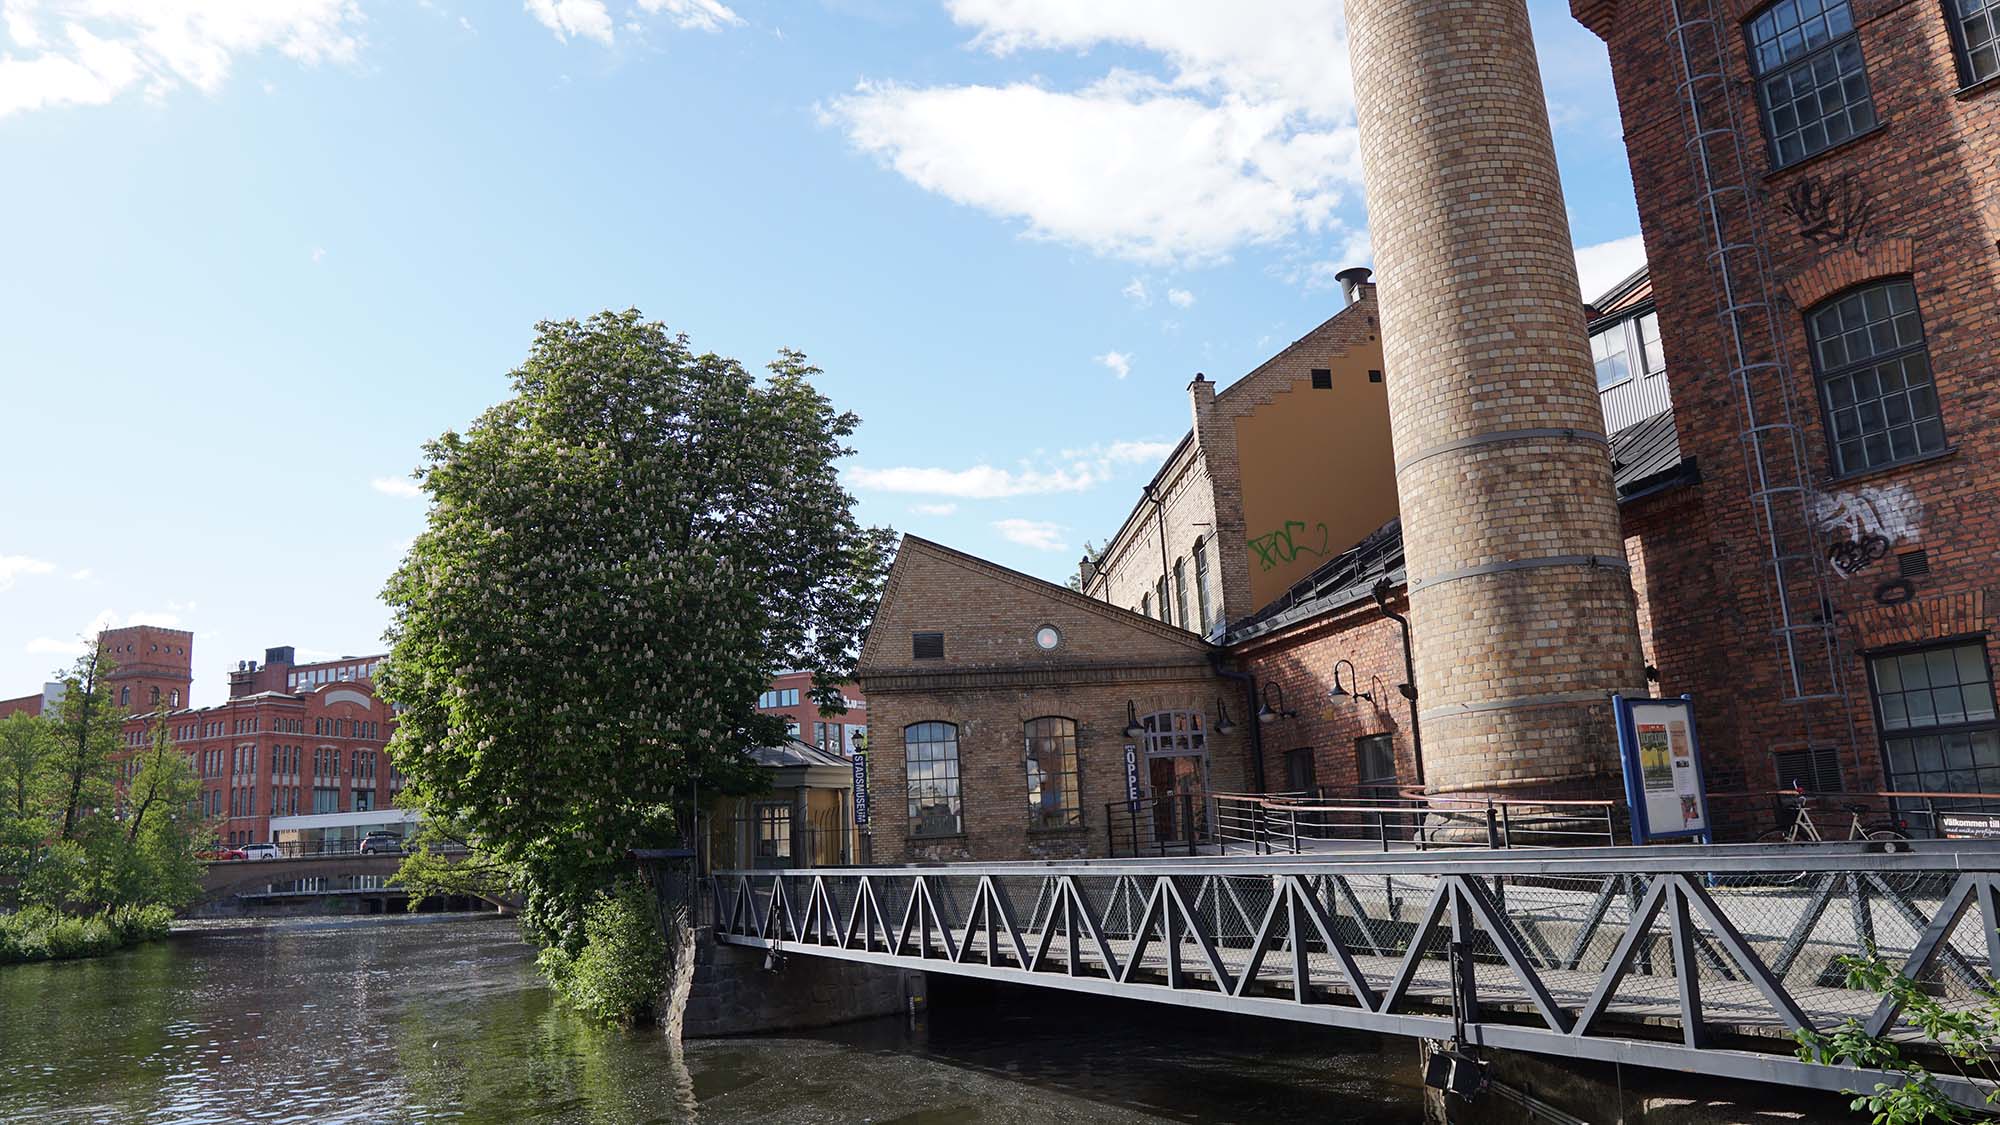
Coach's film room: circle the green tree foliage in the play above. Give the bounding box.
[535,880,671,1026]
[1795,950,2000,1123]
[2,646,207,925]
[0,712,58,901]
[380,310,894,1011]
[104,709,205,910]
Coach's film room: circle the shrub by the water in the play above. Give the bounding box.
[538,880,669,1026]
[0,903,173,964]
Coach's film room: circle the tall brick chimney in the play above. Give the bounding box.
[1348,0,1645,797]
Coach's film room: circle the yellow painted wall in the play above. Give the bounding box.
[1233,341,1399,608]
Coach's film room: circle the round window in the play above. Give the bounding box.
[1034,625,1061,651]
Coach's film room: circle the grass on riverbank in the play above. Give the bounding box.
[0,904,174,964]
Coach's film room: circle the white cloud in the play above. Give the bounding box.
[1167,287,1194,308]
[1575,234,1647,303]
[525,0,612,43]
[909,502,959,516]
[848,464,1097,499]
[0,555,55,591]
[69,568,92,581]
[848,437,1174,500]
[637,0,742,32]
[993,518,1066,552]
[822,1,1362,266]
[27,606,183,657]
[1121,277,1150,306]
[0,1,365,119]
[528,0,740,44]
[1095,350,1132,379]
[310,246,326,264]
[371,476,422,498]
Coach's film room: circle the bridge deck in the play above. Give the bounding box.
[710,844,2000,1107]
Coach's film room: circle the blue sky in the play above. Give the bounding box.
[0,0,1646,706]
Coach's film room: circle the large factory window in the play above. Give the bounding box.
[1951,0,2000,86]
[1747,0,1876,167]
[1807,279,1945,475]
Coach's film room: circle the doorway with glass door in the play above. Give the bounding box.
[1142,710,1211,846]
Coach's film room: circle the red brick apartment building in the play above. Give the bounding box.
[3,628,402,847]
[1575,0,2000,801]
[756,669,867,758]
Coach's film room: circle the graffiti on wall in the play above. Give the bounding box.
[1248,520,1330,572]
[1815,483,1920,578]
[1781,173,1878,254]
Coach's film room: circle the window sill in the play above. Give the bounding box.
[1762,121,1889,183]
[1822,444,1959,488]
[1955,72,2000,101]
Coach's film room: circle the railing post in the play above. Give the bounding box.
[1485,800,1500,849]
[1182,793,1197,856]
[1924,796,1940,840]
[1377,810,1390,852]
[1290,807,1301,855]
[1500,803,1514,849]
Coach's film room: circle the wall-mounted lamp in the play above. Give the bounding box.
[1257,681,1296,724]
[1123,700,1146,739]
[1214,699,1237,735]
[1329,659,1374,706]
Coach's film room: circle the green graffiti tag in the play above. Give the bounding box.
[1248,520,1330,572]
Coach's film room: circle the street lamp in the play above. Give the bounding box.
[1329,659,1374,706]
[1123,700,1146,739]
[1214,698,1237,735]
[1257,681,1295,724]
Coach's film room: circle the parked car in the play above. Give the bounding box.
[199,847,247,862]
[241,843,282,861]
[358,832,404,855]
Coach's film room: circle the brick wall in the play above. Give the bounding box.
[858,537,1249,862]
[1351,0,1646,799]
[1582,0,2000,795]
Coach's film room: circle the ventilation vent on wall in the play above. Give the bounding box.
[1310,368,1332,389]
[1368,369,1384,383]
[912,632,945,660]
[1899,550,1930,578]
[1771,747,1844,793]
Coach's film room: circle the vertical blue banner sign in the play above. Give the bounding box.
[1615,694,1712,845]
[851,751,869,827]
[1123,744,1141,812]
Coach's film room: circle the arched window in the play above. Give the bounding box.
[168,690,180,707]
[150,686,161,706]
[1172,558,1189,630]
[119,686,130,707]
[1192,537,1214,634]
[1808,278,1942,475]
[1023,717,1081,829]
[904,722,962,837]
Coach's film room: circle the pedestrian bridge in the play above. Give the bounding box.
[713,842,2000,1108]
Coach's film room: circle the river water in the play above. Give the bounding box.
[0,914,1425,1124]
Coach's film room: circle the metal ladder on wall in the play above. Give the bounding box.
[1663,0,1860,779]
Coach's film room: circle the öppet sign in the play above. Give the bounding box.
[1615,694,1712,844]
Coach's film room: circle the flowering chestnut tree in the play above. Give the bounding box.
[379,310,893,955]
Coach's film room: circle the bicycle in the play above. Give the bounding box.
[1756,787,1916,892]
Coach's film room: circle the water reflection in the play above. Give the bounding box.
[0,916,1422,1124]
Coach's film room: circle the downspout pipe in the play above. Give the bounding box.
[1210,652,1267,793]
[1144,483,1172,620]
[1371,577,1425,789]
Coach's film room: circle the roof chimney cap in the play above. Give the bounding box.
[1335,266,1373,305]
